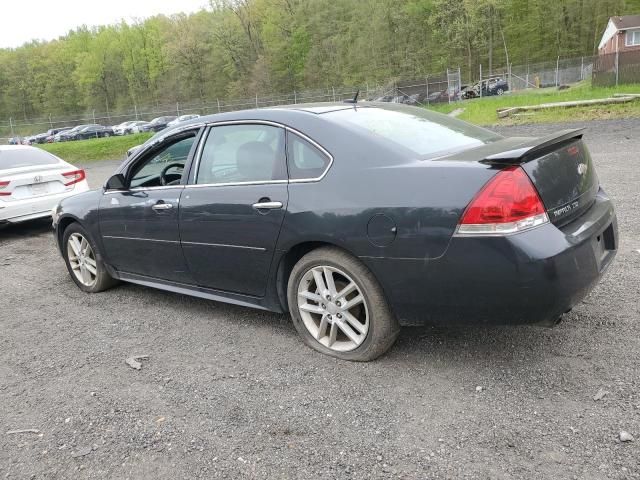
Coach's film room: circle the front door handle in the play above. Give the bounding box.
[152,202,173,211]
[252,201,283,210]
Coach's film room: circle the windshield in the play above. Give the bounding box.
[325,106,500,158]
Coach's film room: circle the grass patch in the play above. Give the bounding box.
[429,81,640,125]
[37,133,153,163]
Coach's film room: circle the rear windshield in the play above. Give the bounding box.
[325,106,499,158]
[0,148,59,170]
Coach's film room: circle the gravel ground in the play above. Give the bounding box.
[1,120,639,479]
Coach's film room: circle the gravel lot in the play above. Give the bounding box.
[1,120,639,479]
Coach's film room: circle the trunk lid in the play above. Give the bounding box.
[520,138,598,226]
[0,165,76,202]
[443,129,599,227]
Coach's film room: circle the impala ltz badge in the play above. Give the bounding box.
[577,163,588,175]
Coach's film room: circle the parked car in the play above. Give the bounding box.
[45,127,72,143]
[112,121,135,136]
[29,132,50,144]
[124,121,149,135]
[404,93,430,105]
[391,95,410,104]
[458,84,477,100]
[66,125,113,141]
[0,145,89,225]
[141,116,177,133]
[8,137,21,145]
[52,103,617,361]
[482,77,509,96]
[56,125,93,142]
[426,90,450,104]
[373,96,394,102]
[167,114,201,127]
[130,121,151,134]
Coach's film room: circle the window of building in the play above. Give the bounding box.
[626,30,640,46]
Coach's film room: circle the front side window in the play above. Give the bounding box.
[287,133,331,180]
[129,134,196,188]
[195,124,286,185]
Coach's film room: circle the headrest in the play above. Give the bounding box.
[236,142,275,180]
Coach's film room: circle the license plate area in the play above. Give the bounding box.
[30,183,49,196]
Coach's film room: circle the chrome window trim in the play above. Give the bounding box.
[103,185,184,195]
[188,120,334,188]
[116,124,205,175]
[284,127,334,183]
[185,180,288,189]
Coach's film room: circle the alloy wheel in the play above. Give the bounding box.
[297,265,369,352]
[67,233,98,287]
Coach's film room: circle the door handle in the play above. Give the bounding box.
[252,201,283,210]
[152,202,173,211]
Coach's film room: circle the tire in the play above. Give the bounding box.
[104,132,111,138]
[62,223,118,293]
[287,247,400,361]
[496,88,504,95]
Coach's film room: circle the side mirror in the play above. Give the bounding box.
[105,173,126,191]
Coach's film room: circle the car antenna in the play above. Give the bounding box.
[343,89,359,104]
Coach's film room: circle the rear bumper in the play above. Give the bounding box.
[0,185,89,224]
[365,190,617,327]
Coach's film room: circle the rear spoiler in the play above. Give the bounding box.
[482,129,584,165]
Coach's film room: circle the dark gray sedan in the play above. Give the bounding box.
[52,103,617,361]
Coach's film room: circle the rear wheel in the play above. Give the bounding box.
[287,247,399,361]
[62,223,118,293]
[496,87,505,95]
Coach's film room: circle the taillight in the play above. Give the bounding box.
[0,180,10,196]
[62,169,86,186]
[456,166,548,236]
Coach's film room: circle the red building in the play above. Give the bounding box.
[598,15,640,55]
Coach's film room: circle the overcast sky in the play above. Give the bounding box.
[0,0,210,49]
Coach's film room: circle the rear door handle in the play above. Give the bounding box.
[152,202,173,211]
[252,201,283,210]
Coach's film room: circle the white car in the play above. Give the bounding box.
[0,146,89,225]
[130,121,151,134]
[113,121,148,136]
[112,121,134,136]
[167,114,200,127]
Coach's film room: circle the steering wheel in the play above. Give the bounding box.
[160,162,184,186]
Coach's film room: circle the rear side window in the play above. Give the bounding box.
[0,148,59,170]
[196,124,286,185]
[287,133,331,180]
[326,107,499,158]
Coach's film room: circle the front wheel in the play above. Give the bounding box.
[62,223,118,293]
[496,88,505,95]
[287,247,399,361]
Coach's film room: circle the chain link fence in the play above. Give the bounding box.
[0,55,605,143]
